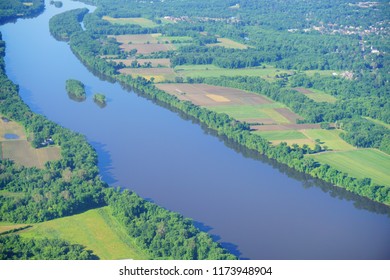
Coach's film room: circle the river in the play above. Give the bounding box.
[1,0,389,259]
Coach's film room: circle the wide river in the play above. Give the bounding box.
[1,0,389,259]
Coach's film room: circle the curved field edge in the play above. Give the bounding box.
[52,8,390,206]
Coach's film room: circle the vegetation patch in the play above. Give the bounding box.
[103,16,159,28]
[119,68,176,82]
[2,141,61,169]
[174,64,292,81]
[20,207,149,260]
[293,87,337,103]
[311,149,390,186]
[65,79,86,101]
[93,93,106,108]
[111,58,171,68]
[301,129,355,151]
[255,130,308,141]
[208,38,249,49]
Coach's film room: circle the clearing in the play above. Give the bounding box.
[0,117,61,168]
[174,64,293,81]
[293,87,337,103]
[20,207,150,260]
[103,16,159,28]
[208,38,249,49]
[311,149,390,186]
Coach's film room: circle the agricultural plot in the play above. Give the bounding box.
[119,68,176,82]
[311,149,390,186]
[103,16,159,28]
[109,34,178,54]
[156,83,313,131]
[111,58,171,68]
[0,222,29,234]
[20,207,149,260]
[174,64,293,81]
[301,129,355,151]
[156,83,272,107]
[294,87,337,103]
[208,38,249,49]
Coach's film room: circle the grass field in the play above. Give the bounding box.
[119,68,176,82]
[208,38,249,49]
[311,149,390,186]
[174,64,293,81]
[301,129,355,151]
[103,16,158,28]
[255,130,308,141]
[2,141,61,169]
[20,207,149,260]
[364,117,390,129]
[293,88,337,103]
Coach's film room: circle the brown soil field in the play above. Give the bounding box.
[274,108,303,123]
[111,58,171,67]
[0,118,26,141]
[156,83,272,106]
[251,123,320,131]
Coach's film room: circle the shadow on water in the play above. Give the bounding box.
[89,140,117,185]
[192,220,243,258]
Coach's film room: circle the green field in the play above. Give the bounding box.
[364,117,390,129]
[175,64,293,81]
[255,130,308,141]
[311,149,390,186]
[305,88,337,103]
[20,207,149,260]
[207,104,287,121]
[208,38,249,49]
[302,129,355,151]
[103,16,158,28]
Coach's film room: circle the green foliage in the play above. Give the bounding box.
[0,0,44,23]
[93,93,106,105]
[65,79,86,101]
[0,234,97,260]
[105,189,236,260]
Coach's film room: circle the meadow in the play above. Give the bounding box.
[103,16,158,28]
[20,207,149,260]
[311,149,390,186]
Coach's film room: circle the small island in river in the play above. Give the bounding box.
[65,79,86,101]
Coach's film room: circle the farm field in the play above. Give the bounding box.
[110,58,171,68]
[293,87,337,103]
[156,83,320,133]
[255,128,354,149]
[208,38,249,49]
[174,64,293,81]
[311,149,390,186]
[20,207,150,260]
[0,117,61,168]
[103,16,159,28]
[119,67,176,82]
[301,129,355,151]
